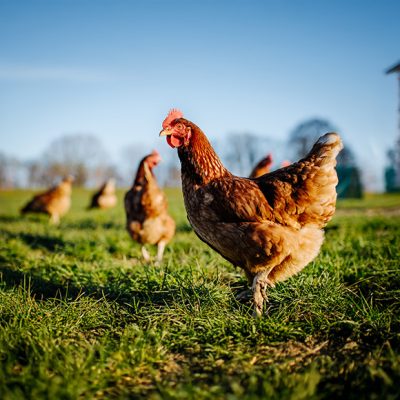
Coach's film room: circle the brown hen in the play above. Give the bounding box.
[88,178,117,210]
[160,110,343,317]
[21,176,74,224]
[124,150,175,262]
[249,153,273,178]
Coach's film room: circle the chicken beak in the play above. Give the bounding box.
[159,129,172,137]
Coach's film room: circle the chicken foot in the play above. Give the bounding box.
[156,240,166,263]
[50,213,60,225]
[236,270,257,301]
[141,242,166,264]
[141,246,151,262]
[252,270,275,318]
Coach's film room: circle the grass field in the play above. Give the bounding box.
[0,188,399,399]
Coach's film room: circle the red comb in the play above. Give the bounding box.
[162,109,183,129]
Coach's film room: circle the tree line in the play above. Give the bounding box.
[0,118,362,189]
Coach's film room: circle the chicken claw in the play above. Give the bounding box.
[156,240,166,263]
[252,271,274,318]
[141,246,151,262]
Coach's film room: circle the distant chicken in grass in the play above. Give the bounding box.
[249,153,273,178]
[21,176,74,224]
[124,150,175,262]
[160,109,343,317]
[88,178,117,210]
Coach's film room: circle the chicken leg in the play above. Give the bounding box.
[156,240,166,263]
[252,270,275,318]
[141,246,151,262]
[50,213,60,225]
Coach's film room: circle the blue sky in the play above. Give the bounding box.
[0,0,399,189]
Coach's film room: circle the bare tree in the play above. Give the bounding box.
[120,143,149,186]
[0,152,21,188]
[223,133,259,176]
[220,133,288,177]
[40,134,112,187]
[25,160,44,187]
[165,164,181,187]
[289,118,337,159]
[337,146,357,167]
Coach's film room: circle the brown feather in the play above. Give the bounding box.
[249,154,273,178]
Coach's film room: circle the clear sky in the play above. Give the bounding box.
[0,0,399,190]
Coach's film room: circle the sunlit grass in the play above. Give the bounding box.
[0,189,399,399]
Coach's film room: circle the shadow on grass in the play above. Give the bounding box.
[0,265,212,313]
[0,215,24,223]
[0,230,66,252]
[0,214,124,231]
[0,213,51,224]
[62,218,125,231]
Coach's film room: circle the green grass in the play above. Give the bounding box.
[0,189,400,399]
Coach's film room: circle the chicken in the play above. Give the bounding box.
[249,153,273,178]
[88,178,117,209]
[281,160,292,168]
[21,176,74,224]
[124,150,175,262]
[160,109,343,317]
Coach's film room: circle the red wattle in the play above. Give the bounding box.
[167,135,183,148]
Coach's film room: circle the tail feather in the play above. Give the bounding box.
[256,132,343,229]
[295,132,342,227]
[309,132,343,163]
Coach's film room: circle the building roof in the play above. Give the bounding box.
[386,61,400,74]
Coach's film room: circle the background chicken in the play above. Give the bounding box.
[124,150,175,262]
[249,153,273,178]
[160,109,343,317]
[88,178,117,210]
[20,175,74,224]
[280,160,292,168]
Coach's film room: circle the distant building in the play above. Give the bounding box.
[385,61,400,192]
[336,147,363,198]
[336,166,363,198]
